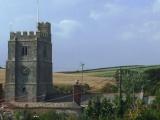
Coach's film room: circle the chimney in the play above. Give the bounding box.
[0,84,4,103]
[73,80,82,105]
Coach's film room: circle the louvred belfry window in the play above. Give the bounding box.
[22,46,28,56]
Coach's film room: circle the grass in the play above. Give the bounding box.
[68,65,160,78]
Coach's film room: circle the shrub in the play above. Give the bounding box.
[100,83,118,93]
[82,97,118,120]
[39,111,67,120]
[135,109,160,120]
[54,84,90,94]
[54,85,73,94]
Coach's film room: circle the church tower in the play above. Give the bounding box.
[5,22,53,102]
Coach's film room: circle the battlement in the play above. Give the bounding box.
[10,31,51,40]
[38,22,51,33]
[38,22,51,26]
[10,31,36,39]
[9,22,51,41]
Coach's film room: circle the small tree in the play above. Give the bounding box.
[83,97,117,120]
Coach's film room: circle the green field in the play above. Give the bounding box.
[61,65,160,78]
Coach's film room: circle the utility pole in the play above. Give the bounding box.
[81,63,85,84]
[80,63,85,102]
[119,67,123,118]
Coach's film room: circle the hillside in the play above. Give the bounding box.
[61,65,160,77]
[1,65,160,91]
[0,69,114,91]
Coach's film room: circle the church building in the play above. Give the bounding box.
[5,22,53,102]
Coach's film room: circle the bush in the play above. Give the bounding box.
[82,97,118,120]
[135,109,160,120]
[100,83,118,93]
[82,84,90,94]
[38,111,67,120]
[143,68,160,95]
[54,84,90,94]
[14,110,33,120]
[54,85,73,94]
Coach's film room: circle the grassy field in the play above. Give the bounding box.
[64,65,160,77]
[1,65,160,91]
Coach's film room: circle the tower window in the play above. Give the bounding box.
[22,46,28,56]
[43,46,47,58]
[22,87,26,93]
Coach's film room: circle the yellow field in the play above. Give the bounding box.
[0,69,115,91]
[0,69,5,84]
[53,73,114,91]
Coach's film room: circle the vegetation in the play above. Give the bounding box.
[2,65,160,119]
[54,84,73,94]
[82,97,118,120]
[143,68,160,95]
[82,95,160,120]
[3,92,160,120]
[100,83,118,93]
[67,65,160,78]
[54,83,90,94]
[12,110,77,120]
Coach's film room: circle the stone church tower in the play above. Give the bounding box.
[5,22,53,102]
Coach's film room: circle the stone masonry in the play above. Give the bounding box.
[5,22,53,102]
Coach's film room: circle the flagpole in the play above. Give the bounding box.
[37,0,39,24]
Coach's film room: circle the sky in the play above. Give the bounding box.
[1,0,160,71]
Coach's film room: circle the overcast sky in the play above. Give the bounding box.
[1,0,160,71]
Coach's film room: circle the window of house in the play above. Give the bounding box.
[21,46,28,56]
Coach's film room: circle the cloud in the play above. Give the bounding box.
[152,0,160,13]
[118,20,160,42]
[55,19,82,39]
[89,2,125,20]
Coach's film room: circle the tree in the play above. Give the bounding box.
[143,68,160,95]
[83,97,117,120]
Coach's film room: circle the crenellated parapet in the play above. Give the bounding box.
[9,22,51,41]
[10,31,51,41]
[38,22,51,33]
[10,31,36,40]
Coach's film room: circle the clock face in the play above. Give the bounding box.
[21,66,30,76]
